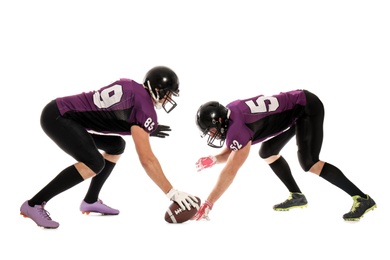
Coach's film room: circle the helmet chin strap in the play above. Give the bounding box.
[154,102,163,110]
[146,80,162,109]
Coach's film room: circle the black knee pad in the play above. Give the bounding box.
[259,145,275,159]
[85,156,106,174]
[107,137,126,155]
[92,135,126,155]
[297,155,315,172]
[300,162,312,172]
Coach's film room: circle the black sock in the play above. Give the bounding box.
[29,165,84,206]
[83,159,116,203]
[269,156,301,193]
[319,162,365,197]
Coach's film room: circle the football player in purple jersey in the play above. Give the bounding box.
[192,90,376,221]
[20,66,198,228]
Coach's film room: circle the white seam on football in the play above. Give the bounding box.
[174,208,183,215]
[167,208,177,223]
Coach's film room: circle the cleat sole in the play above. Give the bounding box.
[274,204,308,211]
[343,204,377,221]
[82,211,118,215]
[21,212,59,229]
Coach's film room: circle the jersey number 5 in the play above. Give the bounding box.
[245,96,279,113]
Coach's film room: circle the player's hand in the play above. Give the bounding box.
[196,155,216,172]
[166,188,199,211]
[191,200,213,221]
[150,124,171,138]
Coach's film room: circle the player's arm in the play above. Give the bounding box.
[192,141,251,220]
[131,125,197,209]
[131,125,173,192]
[207,141,251,204]
[215,146,232,163]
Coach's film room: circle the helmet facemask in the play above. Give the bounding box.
[204,124,227,148]
[146,80,179,113]
[159,89,178,113]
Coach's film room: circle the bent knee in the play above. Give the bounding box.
[299,160,323,174]
[299,160,316,172]
[259,146,276,159]
[85,156,106,174]
[107,138,126,155]
[309,161,325,175]
[263,155,281,164]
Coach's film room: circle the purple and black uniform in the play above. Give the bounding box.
[226,89,324,171]
[40,78,157,173]
[56,78,158,135]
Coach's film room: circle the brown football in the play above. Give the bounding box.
[164,197,201,224]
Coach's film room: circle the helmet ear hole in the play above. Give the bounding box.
[157,88,166,100]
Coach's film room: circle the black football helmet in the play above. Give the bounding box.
[196,101,230,148]
[144,66,179,113]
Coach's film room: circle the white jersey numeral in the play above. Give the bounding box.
[144,117,155,131]
[93,85,123,108]
[245,96,279,113]
[229,140,242,151]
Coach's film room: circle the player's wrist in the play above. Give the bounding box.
[208,155,217,164]
[205,200,213,209]
[166,188,177,199]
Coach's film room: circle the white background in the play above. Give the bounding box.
[1,1,389,259]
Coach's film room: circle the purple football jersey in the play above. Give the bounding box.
[225,90,307,151]
[55,78,158,135]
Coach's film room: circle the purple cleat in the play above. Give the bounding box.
[20,201,59,229]
[80,199,119,215]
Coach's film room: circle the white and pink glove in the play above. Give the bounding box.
[191,200,213,221]
[195,155,217,172]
